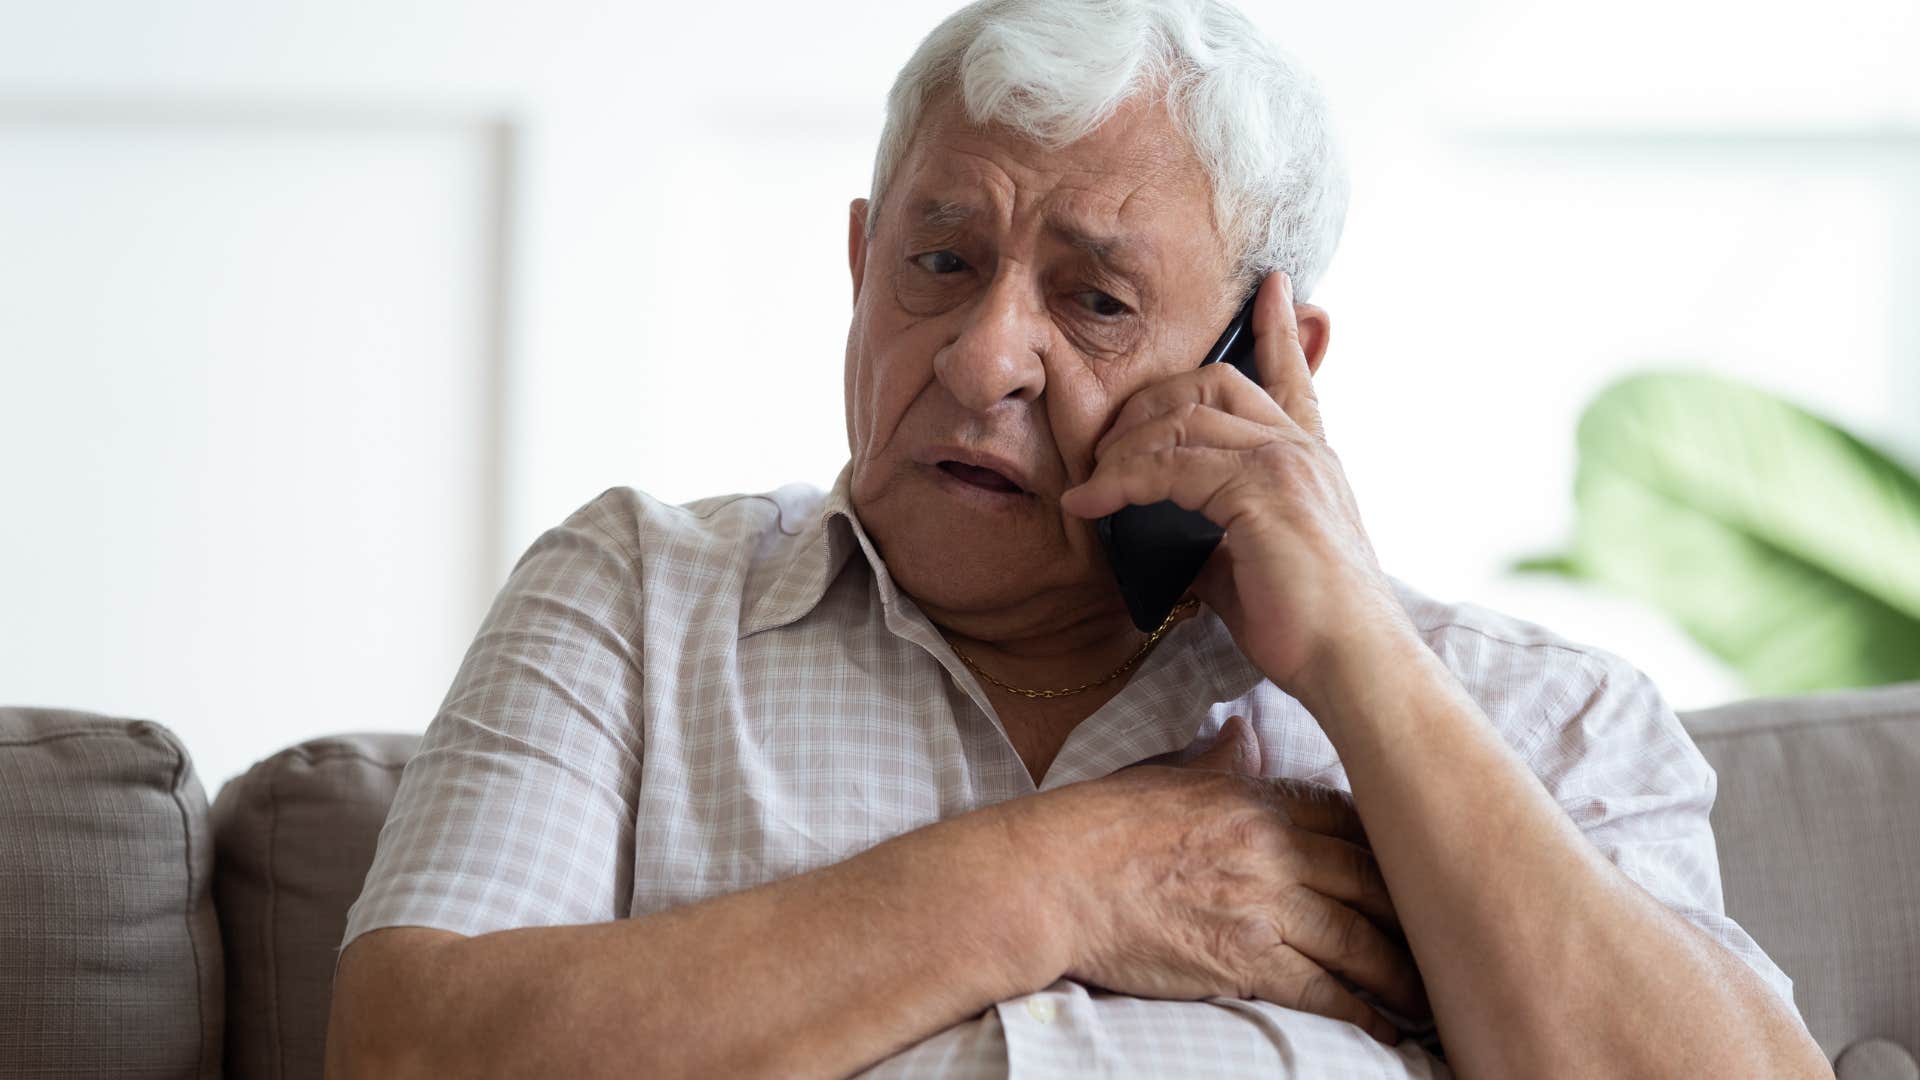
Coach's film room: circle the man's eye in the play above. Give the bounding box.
[912,250,968,274]
[1077,290,1130,318]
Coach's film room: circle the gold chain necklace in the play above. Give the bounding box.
[950,599,1201,700]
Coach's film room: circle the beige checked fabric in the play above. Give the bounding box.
[342,464,1800,1078]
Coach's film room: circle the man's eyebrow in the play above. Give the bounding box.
[1057,227,1132,260]
[1049,217,1155,270]
[908,198,1154,268]
[912,200,978,229]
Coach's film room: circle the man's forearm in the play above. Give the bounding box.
[338,805,1065,1079]
[1296,631,1829,1079]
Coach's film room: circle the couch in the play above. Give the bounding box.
[3,684,1916,1078]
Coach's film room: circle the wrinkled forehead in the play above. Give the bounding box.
[884,93,1228,267]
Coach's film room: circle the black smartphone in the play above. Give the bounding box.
[1094,289,1261,632]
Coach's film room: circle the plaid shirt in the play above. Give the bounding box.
[343,464,1798,1078]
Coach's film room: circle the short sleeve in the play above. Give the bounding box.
[340,493,646,957]
[1520,652,1802,1019]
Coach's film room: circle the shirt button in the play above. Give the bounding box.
[1026,997,1057,1024]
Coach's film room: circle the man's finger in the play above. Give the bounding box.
[1279,884,1429,1021]
[1281,828,1400,937]
[1059,444,1247,520]
[1094,363,1287,461]
[1252,272,1325,442]
[1179,714,1262,776]
[1250,943,1401,1046]
[1264,778,1369,847]
[1089,402,1278,470]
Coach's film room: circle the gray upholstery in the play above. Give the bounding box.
[0,708,223,1079]
[1682,680,1920,1072]
[211,733,419,1080]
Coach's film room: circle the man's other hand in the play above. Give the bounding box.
[1013,715,1428,1044]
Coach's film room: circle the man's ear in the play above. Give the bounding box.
[1294,302,1331,377]
[847,198,870,304]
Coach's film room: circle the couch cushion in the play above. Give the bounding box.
[0,708,224,1078]
[211,732,419,1080]
[1681,680,1920,1066]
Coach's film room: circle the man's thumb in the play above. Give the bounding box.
[1183,714,1263,776]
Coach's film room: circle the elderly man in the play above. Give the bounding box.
[327,1,1826,1076]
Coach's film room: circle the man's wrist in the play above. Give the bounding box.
[1291,619,1446,736]
[971,791,1085,989]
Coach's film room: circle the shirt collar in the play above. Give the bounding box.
[740,461,1271,720]
[740,461,888,638]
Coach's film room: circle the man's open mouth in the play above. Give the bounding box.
[938,460,1025,494]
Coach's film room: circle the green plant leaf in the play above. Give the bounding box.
[1510,553,1584,577]
[1530,371,1920,695]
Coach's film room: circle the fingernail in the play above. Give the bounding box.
[1280,271,1295,302]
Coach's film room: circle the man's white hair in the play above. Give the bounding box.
[867,0,1349,299]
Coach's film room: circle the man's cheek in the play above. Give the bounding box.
[852,358,918,463]
[1044,377,1119,485]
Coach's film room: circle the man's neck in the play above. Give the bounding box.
[928,600,1202,786]
[927,592,1150,688]
[986,680,1130,786]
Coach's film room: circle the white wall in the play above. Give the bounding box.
[0,110,505,788]
[2,0,1916,787]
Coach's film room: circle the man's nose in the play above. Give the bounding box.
[933,276,1046,411]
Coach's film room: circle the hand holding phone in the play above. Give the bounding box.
[1094,290,1262,631]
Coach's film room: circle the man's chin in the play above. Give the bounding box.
[858,476,1098,618]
